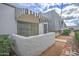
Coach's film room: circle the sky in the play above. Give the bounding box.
[16,3,70,13]
[15,3,79,26]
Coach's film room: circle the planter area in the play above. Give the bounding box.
[0,35,10,56]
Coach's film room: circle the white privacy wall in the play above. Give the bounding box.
[0,4,17,35]
[10,32,55,56]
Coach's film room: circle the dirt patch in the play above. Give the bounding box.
[41,32,74,56]
[41,42,66,56]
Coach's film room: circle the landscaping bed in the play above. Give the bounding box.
[0,35,10,56]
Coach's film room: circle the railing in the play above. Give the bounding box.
[15,8,39,18]
[15,8,28,18]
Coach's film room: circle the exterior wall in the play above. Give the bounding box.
[16,8,48,36]
[10,32,55,56]
[0,4,17,35]
[17,14,39,23]
[43,10,62,32]
[17,21,39,36]
[15,7,40,24]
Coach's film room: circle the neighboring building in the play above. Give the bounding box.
[64,19,79,30]
[43,10,64,32]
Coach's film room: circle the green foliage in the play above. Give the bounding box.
[75,31,79,41]
[62,29,71,36]
[0,35,10,56]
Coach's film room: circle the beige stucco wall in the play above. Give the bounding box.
[17,14,39,23]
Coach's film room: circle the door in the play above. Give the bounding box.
[44,23,48,33]
[39,22,48,34]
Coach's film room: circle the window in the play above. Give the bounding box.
[17,21,39,36]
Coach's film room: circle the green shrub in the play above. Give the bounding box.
[62,29,71,36]
[75,31,79,41]
[0,35,10,56]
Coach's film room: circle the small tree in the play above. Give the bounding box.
[62,29,71,36]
